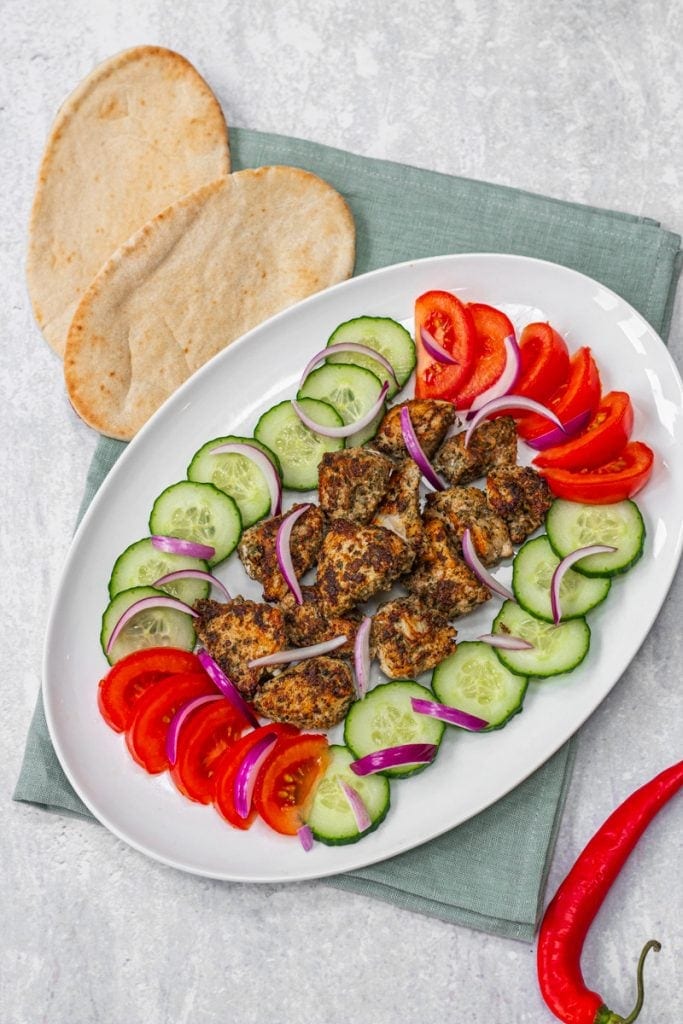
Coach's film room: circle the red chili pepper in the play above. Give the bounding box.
[537,759,682,1023]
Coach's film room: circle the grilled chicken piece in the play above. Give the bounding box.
[369,399,456,459]
[371,458,422,559]
[318,448,394,524]
[433,416,517,485]
[316,518,413,616]
[194,597,286,698]
[279,586,360,657]
[371,595,457,678]
[238,503,324,602]
[252,656,355,729]
[424,486,513,565]
[404,517,491,620]
[486,466,553,544]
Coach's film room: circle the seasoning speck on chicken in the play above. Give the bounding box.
[279,585,360,657]
[371,457,422,558]
[194,597,286,698]
[433,416,517,485]
[237,502,324,602]
[404,517,491,620]
[370,399,456,459]
[252,656,356,729]
[371,595,457,678]
[486,466,553,544]
[318,448,393,524]
[425,486,513,565]
[316,518,413,616]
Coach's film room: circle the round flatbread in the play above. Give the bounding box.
[64,166,356,440]
[27,46,230,356]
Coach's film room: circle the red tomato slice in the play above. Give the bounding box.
[514,323,570,403]
[253,733,330,835]
[517,347,602,441]
[126,672,215,774]
[98,647,201,733]
[171,700,250,803]
[534,391,634,471]
[452,303,514,409]
[414,290,477,400]
[213,724,299,830]
[538,441,654,503]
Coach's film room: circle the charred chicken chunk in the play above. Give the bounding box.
[316,518,413,616]
[404,517,491,620]
[371,458,422,558]
[279,586,360,657]
[424,486,513,566]
[369,399,456,459]
[194,597,286,698]
[486,466,553,544]
[370,595,457,678]
[237,503,324,602]
[318,448,394,524]
[433,416,517,485]
[252,656,355,729]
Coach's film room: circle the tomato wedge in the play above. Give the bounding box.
[534,391,634,471]
[514,323,570,404]
[98,647,201,733]
[171,700,250,803]
[126,672,215,774]
[517,347,601,441]
[253,733,330,835]
[452,303,514,409]
[213,724,299,830]
[538,441,654,503]
[414,290,477,400]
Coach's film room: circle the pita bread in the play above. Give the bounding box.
[27,46,230,356]
[64,167,356,440]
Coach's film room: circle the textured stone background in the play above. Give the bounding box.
[1,1,681,1021]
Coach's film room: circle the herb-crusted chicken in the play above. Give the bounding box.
[252,656,355,729]
[424,486,513,565]
[486,466,553,544]
[433,416,517,485]
[279,585,360,657]
[371,457,422,558]
[369,399,456,459]
[237,502,324,602]
[316,518,413,616]
[194,597,286,698]
[370,595,457,678]
[318,448,394,524]
[404,517,491,619]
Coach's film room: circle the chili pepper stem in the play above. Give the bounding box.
[595,940,661,1024]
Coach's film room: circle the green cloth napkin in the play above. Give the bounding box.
[15,127,681,942]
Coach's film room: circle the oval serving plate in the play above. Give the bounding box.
[44,253,683,882]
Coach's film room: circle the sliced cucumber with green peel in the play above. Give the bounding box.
[305,745,390,845]
[326,316,416,397]
[432,642,528,730]
[492,600,590,678]
[254,398,344,490]
[108,538,210,605]
[513,535,611,622]
[298,363,385,447]
[149,481,242,566]
[344,680,445,778]
[187,435,281,528]
[101,585,196,665]
[546,499,645,578]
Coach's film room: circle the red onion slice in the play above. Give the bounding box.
[400,405,446,491]
[350,743,438,776]
[165,694,224,766]
[339,781,372,832]
[275,504,313,605]
[208,441,282,516]
[248,634,347,668]
[298,825,314,851]
[299,342,398,389]
[469,335,520,413]
[196,649,260,728]
[233,732,279,819]
[464,396,565,448]
[410,697,488,731]
[550,545,617,624]
[153,568,231,602]
[477,633,534,651]
[354,616,372,698]
[151,534,216,560]
[292,381,389,438]
[420,326,459,365]
[462,528,515,602]
[105,595,198,655]
[524,409,592,451]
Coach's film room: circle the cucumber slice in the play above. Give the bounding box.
[546,499,645,577]
[512,535,611,622]
[326,316,416,394]
[492,600,590,678]
[149,481,242,566]
[108,538,210,605]
[305,745,390,845]
[254,399,344,490]
[297,363,385,447]
[101,585,196,665]
[432,642,528,730]
[187,435,281,528]
[344,680,445,778]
